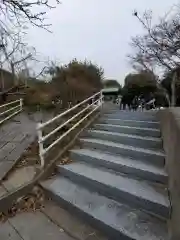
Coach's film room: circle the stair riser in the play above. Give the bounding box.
[43,188,131,240]
[57,166,169,219]
[105,110,157,115]
[95,125,160,138]
[100,119,159,129]
[103,114,156,121]
[81,141,165,167]
[88,131,162,150]
[71,151,167,184]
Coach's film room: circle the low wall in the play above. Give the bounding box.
[157,108,180,240]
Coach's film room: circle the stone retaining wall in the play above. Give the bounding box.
[157,108,180,240]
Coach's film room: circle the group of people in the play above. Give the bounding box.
[119,94,155,111]
[120,96,140,111]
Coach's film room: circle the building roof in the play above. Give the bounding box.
[102,87,119,93]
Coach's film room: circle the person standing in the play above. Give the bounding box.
[132,96,138,111]
[120,96,125,110]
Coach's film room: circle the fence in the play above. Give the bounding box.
[0,99,23,125]
[37,91,103,167]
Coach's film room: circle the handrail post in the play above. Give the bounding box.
[37,123,45,168]
[36,91,102,167]
[20,98,23,111]
[100,90,103,107]
[100,91,102,104]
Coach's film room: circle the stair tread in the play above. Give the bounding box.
[88,129,161,142]
[103,113,157,121]
[105,110,156,114]
[101,118,159,124]
[95,124,160,132]
[57,162,169,209]
[81,138,165,156]
[104,112,157,116]
[41,176,168,240]
[70,148,167,176]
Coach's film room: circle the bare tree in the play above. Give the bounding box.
[129,7,180,106]
[0,0,60,33]
[0,28,37,87]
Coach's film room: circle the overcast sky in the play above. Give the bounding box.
[27,0,178,84]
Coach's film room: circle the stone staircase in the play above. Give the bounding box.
[41,110,170,240]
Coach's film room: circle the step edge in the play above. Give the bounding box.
[41,178,165,240]
[88,129,162,142]
[80,138,165,157]
[95,124,160,132]
[57,163,169,210]
[70,149,167,177]
[100,118,159,124]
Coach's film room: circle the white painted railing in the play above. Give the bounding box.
[0,99,23,125]
[37,91,103,167]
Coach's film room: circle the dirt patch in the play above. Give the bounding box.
[0,186,44,222]
[16,141,40,168]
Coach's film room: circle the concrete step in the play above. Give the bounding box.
[94,124,160,138]
[56,162,170,218]
[103,110,156,115]
[104,110,157,117]
[70,148,168,184]
[80,138,165,167]
[103,113,157,121]
[100,118,160,129]
[42,200,107,240]
[86,129,162,150]
[41,176,168,240]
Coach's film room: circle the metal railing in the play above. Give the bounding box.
[0,99,23,125]
[37,91,103,167]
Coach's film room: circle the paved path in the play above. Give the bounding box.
[0,199,106,240]
[0,211,75,240]
[0,112,52,182]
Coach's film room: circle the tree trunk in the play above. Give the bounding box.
[0,69,4,90]
[157,80,170,107]
[171,72,176,107]
[10,62,17,86]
